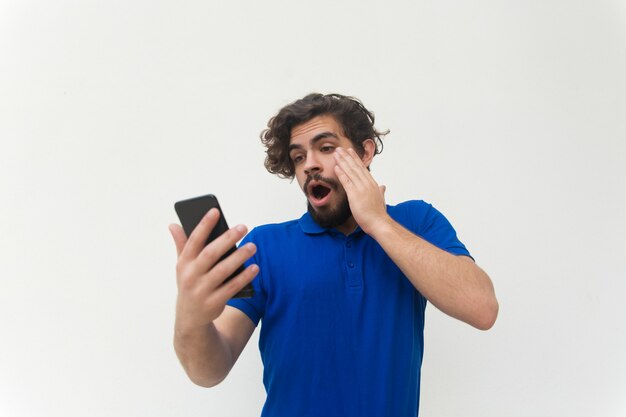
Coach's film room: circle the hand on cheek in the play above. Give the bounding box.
[333,147,389,234]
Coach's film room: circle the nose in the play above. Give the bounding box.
[303,153,321,176]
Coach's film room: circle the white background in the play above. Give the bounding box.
[1,1,625,416]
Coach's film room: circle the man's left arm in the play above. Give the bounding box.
[334,147,499,330]
[367,219,498,330]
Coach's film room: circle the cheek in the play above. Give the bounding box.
[294,171,307,190]
[322,155,339,172]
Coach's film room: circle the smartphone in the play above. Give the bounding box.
[174,194,254,299]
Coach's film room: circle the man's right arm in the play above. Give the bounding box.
[174,307,255,387]
[169,208,259,387]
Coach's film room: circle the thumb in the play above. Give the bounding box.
[168,224,187,257]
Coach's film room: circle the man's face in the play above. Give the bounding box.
[288,115,357,228]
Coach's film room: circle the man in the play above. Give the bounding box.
[169,93,498,417]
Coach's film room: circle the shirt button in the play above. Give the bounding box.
[346,242,352,248]
[348,262,355,268]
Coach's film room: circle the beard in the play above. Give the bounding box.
[305,173,352,229]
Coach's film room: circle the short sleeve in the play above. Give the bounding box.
[418,203,473,260]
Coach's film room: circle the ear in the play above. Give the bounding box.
[360,139,376,168]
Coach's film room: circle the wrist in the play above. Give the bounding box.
[363,213,395,238]
[175,315,214,339]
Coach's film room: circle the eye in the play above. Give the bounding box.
[291,154,305,164]
[320,145,335,153]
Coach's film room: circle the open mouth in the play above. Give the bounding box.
[311,184,331,200]
[306,180,334,207]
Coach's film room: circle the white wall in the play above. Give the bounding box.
[1,1,625,416]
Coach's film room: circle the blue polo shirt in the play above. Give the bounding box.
[227,200,471,417]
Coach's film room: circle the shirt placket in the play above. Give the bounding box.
[344,233,363,288]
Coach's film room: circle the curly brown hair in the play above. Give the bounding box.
[261,93,389,178]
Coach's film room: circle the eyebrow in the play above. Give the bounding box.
[288,131,339,153]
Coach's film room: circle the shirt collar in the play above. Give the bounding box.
[298,211,327,234]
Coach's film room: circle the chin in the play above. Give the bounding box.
[307,198,352,229]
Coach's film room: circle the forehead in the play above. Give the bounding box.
[289,115,345,146]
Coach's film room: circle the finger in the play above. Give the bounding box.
[333,149,359,187]
[334,149,378,194]
[346,147,367,168]
[169,224,187,257]
[346,148,379,185]
[203,241,257,289]
[333,163,355,193]
[196,224,249,272]
[334,147,368,184]
[212,264,260,305]
[181,208,221,260]
[379,185,387,203]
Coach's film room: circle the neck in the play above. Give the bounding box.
[336,216,358,235]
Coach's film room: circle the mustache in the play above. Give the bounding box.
[304,173,339,196]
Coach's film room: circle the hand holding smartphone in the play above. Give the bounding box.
[174,194,254,299]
